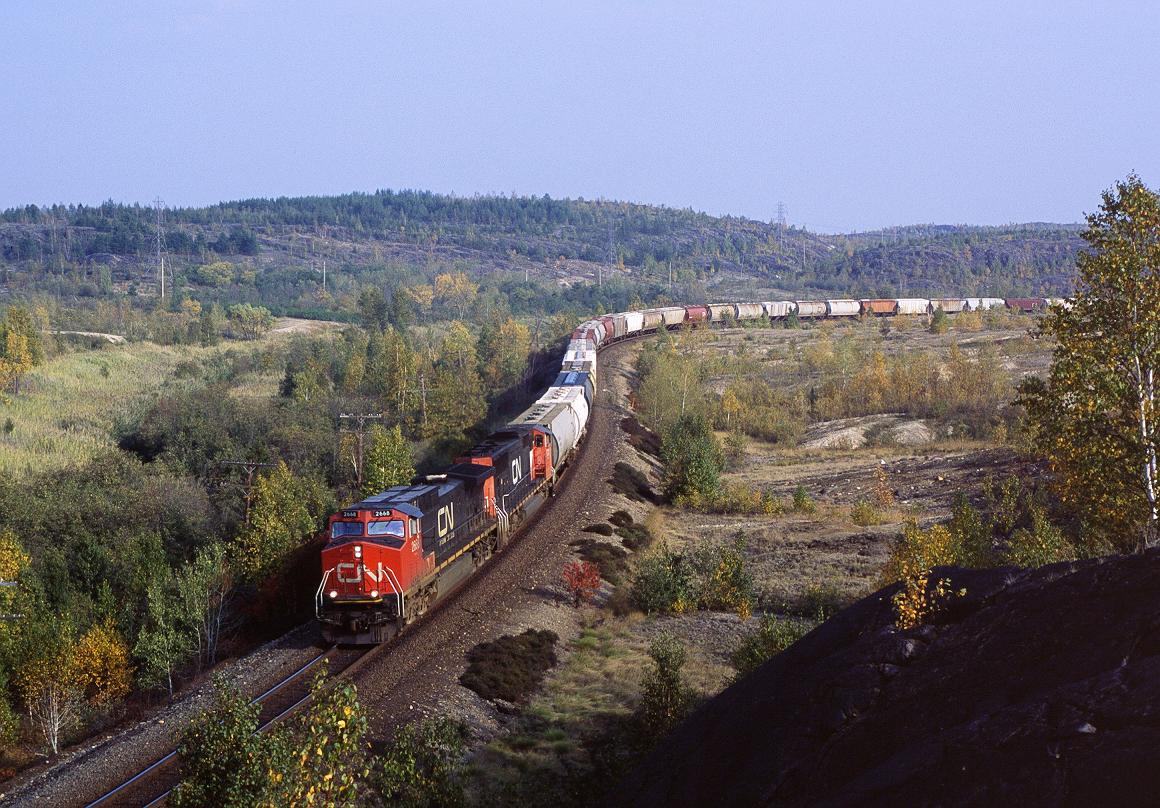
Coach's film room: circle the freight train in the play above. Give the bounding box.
[316,296,1063,643]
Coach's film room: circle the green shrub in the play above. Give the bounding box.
[636,635,694,739]
[630,539,754,618]
[850,498,885,526]
[731,615,811,678]
[1005,506,1077,568]
[661,414,724,501]
[630,547,694,614]
[689,538,754,619]
[929,307,949,334]
[792,485,816,513]
[374,716,468,808]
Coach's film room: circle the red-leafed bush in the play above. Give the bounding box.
[562,560,601,606]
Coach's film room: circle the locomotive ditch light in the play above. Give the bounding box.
[371,590,379,598]
[329,590,338,599]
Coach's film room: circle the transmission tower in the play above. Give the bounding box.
[153,198,167,299]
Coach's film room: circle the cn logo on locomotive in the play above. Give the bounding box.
[437,503,455,538]
[336,562,361,583]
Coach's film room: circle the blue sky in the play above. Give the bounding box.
[2,1,1158,232]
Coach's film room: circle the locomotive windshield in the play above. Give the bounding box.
[367,520,405,538]
[331,521,363,539]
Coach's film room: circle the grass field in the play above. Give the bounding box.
[0,342,219,474]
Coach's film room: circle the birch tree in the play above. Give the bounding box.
[1020,174,1160,551]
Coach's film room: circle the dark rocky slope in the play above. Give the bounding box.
[613,551,1160,807]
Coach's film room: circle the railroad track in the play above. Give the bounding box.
[25,337,643,807]
[84,645,372,808]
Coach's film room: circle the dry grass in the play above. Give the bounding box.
[0,342,227,474]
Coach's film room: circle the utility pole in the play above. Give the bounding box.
[218,460,276,525]
[604,223,615,288]
[339,413,383,491]
[153,198,166,300]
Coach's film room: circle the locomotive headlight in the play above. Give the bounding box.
[328,590,338,599]
[353,545,362,558]
[370,590,379,598]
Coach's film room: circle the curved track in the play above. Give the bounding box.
[24,337,639,807]
[82,646,371,808]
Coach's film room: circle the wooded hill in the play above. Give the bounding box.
[0,192,1081,315]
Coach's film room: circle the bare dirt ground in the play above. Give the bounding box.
[269,316,348,335]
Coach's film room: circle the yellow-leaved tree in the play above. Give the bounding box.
[1020,175,1160,552]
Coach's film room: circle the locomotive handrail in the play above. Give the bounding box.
[380,562,405,620]
[314,568,332,618]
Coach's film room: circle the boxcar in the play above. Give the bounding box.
[622,311,645,335]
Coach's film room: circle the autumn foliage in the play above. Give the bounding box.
[562,560,601,606]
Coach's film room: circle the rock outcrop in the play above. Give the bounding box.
[613,551,1160,807]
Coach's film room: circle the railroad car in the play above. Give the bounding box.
[657,306,687,328]
[620,311,645,336]
[641,309,666,331]
[929,298,966,314]
[319,292,1064,644]
[826,299,861,317]
[684,305,710,323]
[964,297,1006,311]
[552,369,594,407]
[762,301,795,319]
[599,315,616,342]
[896,298,931,316]
[734,303,764,321]
[707,303,735,321]
[861,299,898,316]
[1005,298,1047,313]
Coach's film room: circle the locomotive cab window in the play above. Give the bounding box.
[331,521,363,540]
[368,520,405,538]
[409,517,420,536]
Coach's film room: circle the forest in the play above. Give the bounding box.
[0,191,1081,320]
